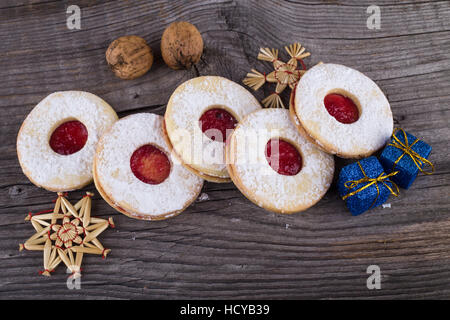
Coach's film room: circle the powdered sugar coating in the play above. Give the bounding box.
[227,109,334,213]
[294,63,393,158]
[95,113,203,218]
[165,76,261,179]
[17,91,118,191]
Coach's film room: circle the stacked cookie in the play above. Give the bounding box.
[225,108,334,214]
[17,91,118,192]
[93,113,204,220]
[164,76,261,183]
[289,63,393,159]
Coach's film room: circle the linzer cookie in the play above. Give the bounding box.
[94,113,203,220]
[226,108,334,214]
[292,63,393,158]
[164,76,261,182]
[17,91,118,191]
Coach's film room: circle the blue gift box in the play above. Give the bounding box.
[379,128,433,189]
[338,156,399,216]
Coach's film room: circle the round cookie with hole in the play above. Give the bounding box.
[17,91,118,192]
[164,76,261,183]
[226,108,334,214]
[289,87,328,153]
[292,63,393,159]
[93,113,204,221]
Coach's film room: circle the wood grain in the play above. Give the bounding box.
[0,0,449,299]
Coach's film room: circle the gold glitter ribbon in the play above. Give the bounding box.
[388,128,434,175]
[342,161,400,209]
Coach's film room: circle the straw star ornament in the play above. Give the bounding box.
[243,43,311,109]
[19,192,114,278]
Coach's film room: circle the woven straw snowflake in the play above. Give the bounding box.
[243,43,310,109]
[19,192,114,278]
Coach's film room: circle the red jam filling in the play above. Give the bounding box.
[265,139,302,176]
[130,144,171,185]
[49,120,88,155]
[324,93,359,124]
[199,108,238,143]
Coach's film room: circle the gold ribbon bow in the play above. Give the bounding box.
[342,161,400,210]
[388,128,434,175]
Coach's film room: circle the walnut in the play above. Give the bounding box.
[161,21,203,70]
[106,36,153,80]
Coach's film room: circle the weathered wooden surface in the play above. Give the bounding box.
[0,0,449,299]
